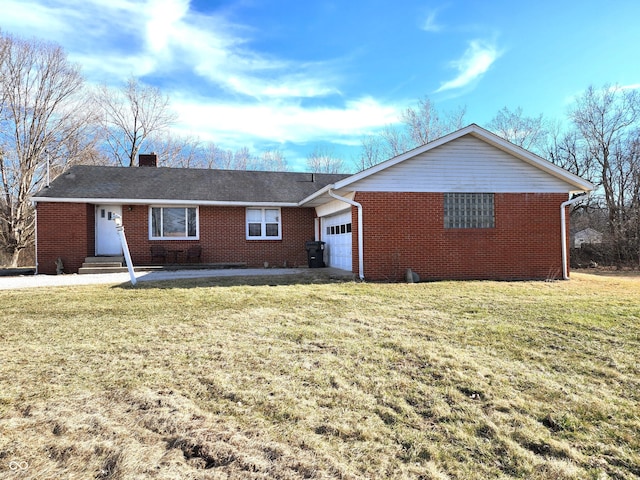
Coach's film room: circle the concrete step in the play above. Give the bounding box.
[84,256,124,264]
[78,266,129,275]
[82,262,123,268]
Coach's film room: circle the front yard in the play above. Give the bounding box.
[1,273,638,479]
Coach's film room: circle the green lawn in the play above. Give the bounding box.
[1,273,639,479]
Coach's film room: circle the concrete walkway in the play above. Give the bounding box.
[0,267,354,290]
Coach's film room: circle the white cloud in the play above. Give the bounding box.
[222,73,341,99]
[421,7,445,33]
[145,0,190,53]
[171,95,401,146]
[618,83,640,91]
[1,0,340,100]
[142,1,342,100]
[1,0,163,76]
[174,22,340,100]
[1,0,402,150]
[436,40,501,92]
[0,1,66,34]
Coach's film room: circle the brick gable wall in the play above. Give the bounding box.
[352,192,569,281]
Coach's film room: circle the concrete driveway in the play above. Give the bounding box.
[0,267,353,290]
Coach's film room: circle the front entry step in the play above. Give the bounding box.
[79,256,127,274]
[84,256,125,264]
[82,261,123,268]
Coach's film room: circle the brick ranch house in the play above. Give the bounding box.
[33,124,593,281]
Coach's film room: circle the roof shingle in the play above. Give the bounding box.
[33,165,349,204]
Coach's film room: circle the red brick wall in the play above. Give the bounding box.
[124,205,315,267]
[37,203,316,273]
[36,202,94,275]
[36,195,571,280]
[353,192,569,281]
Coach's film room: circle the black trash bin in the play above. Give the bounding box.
[305,241,326,268]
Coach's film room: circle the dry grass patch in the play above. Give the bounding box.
[1,272,639,479]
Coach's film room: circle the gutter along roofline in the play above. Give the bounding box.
[31,197,300,207]
[298,185,328,206]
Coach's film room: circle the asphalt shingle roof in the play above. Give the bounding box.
[33,165,349,204]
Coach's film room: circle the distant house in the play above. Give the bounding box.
[32,124,593,281]
[574,228,603,248]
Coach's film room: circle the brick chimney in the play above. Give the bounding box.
[138,153,158,167]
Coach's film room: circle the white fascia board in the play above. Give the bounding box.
[298,184,334,206]
[32,197,299,207]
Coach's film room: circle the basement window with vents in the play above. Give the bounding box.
[444,193,495,229]
[246,208,281,240]
[150,206,199,239]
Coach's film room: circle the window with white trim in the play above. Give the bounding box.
[246,208,281,240]
[444,193,494,229]
[150,206,199,239]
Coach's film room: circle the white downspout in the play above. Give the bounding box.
[561,193,588,280]
[327,190,364,280]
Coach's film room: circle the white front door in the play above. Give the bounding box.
[96,205,122,255]
[322,210,353,271]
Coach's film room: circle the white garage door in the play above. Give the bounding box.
[322,211,352,271]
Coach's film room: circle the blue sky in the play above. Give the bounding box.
[2,0,639,170]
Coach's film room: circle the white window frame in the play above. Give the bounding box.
[149,206,200,240]
[246,207,282,240]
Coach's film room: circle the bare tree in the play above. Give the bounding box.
[201,143,232,169]
[380,124,409,158]
[306,145,346,173]
[354,124,409,172]
[250,149,287,171]
[357,134,385,171]
[146,132,202,168]
[94,77,177,167]
[356,96,466,171]
[569,84,640,265]
[488,106,547,153]
[0,32,94,266]
[402,97,466,147]
[545,122,590,178]
[625,133,640,264]
[232,147,251,170]
[201,144,288,171]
